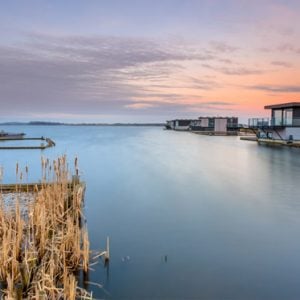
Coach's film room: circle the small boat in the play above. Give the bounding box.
[0,130,26,139]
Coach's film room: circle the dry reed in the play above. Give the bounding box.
[0,156,93,299]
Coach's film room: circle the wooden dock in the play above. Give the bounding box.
[0,137,40,141]
[0,178,84,194]
[0,137,55,150]
[240,136,258,142]
[258,138,300,148]
[240,136,300,147]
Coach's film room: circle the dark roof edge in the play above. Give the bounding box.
[264,102,300,109]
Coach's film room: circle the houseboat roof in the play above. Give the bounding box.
[198,116,238,119]
[167,119,194,121]
[264,102,300,110]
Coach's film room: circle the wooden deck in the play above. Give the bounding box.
[258,138,300,148]
[240,136,258,141]
[0,179,84,194]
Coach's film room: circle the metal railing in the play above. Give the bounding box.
[248,118,269,128]
[270,117,300,126]
[249,117,300,128]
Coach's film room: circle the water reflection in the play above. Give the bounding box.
[0,126,300,299]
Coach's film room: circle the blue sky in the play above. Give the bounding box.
[0,0,299,122]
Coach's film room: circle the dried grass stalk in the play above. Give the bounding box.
[0,156,92,299]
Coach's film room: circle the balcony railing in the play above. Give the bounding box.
[248,117,300,128]
[248,118,270,128]
[270,117,300,126]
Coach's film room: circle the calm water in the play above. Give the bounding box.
[1,125,300,300]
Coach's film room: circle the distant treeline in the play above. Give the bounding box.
[0,121,165,126]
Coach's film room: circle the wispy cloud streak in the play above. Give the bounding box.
[0,33,235,118]
[248,85,300,93]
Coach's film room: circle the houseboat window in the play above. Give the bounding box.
[208,118,214,128]
[273,110,282,125]
[283,108,293,126]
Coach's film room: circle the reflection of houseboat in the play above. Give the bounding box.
[0,130,26,139]
[248,102,300,141]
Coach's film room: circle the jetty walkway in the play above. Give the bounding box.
[0,136,55,150]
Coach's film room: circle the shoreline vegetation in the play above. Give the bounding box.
[0,156,94,299]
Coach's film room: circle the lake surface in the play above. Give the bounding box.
[1,125,300,300]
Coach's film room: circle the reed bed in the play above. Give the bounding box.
[0,156,93,299]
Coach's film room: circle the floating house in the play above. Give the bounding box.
[248,102,300,141]
[165,119,192,131]
[190,117,238,135]
[166,117,239,135]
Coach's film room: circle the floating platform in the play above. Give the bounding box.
[240,136,258,142]
[240,136,300,147]
[0,137,39,140]
[257,138,300,148]
[0,137,55,150]
[192,131,238,136]
[0,180,84,194]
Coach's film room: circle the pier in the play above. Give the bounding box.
[240,136,258,142]
[257,138,300,148]
[0,180,84,194]
[240,136,300,147]
[0,136,55,150]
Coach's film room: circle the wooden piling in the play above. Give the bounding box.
[104,236,110,264]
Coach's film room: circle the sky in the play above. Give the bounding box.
[0,0,299,123]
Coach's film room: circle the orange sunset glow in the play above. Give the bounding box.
[0,0,299,123]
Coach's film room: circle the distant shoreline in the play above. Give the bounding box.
[0,121,165,127]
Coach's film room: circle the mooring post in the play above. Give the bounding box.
[104,236,110,264]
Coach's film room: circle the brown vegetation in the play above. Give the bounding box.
[0,156,92,299]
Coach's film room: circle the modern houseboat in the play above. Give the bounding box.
[248,102,300,142]
[190,117,238,135]
[166,117,239,135]
[165,119,192,131]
